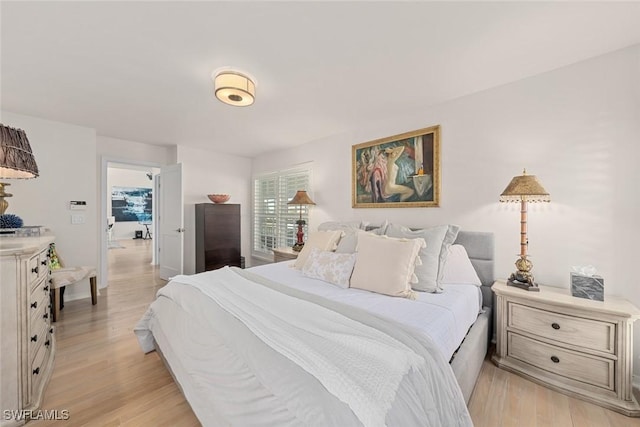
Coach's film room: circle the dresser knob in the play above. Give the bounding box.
[31,334,38,342]
[32,266,39,274]
[49,278,53,284]
[33,367,40,375]
[44,285,49,291]
[41,260,47,266]
[45,339,51,347]
[43,313,49,319]
[551,356,560,363]
[551,323,560,330]
[31,301,38,309]
[49,327,53,334]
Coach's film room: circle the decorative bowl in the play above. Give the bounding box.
[208,194,230,204]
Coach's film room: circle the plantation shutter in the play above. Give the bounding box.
[253,166,311,258]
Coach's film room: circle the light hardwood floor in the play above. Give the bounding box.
[31,239,640,426]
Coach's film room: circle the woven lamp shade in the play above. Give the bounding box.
[0,125,39,179]
[499,170,549,203]
[287,190,316,206]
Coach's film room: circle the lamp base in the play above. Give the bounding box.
[507,273,540,292]
[292,242,304,252]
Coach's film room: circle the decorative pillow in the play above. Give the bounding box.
[441,245,482,286]
[362,219,389,234]
[350,233,425,299]
[293,230,343,269]
[335,227,386,254]
[301,248,357,288]
[386,223,460,293]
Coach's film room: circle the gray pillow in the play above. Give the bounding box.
[385,223,460,292]
[335,227,386,253]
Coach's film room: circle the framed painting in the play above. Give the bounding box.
[352,125,440,208]
[111,186,153,222]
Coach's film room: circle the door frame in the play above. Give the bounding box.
[100,156,163,288]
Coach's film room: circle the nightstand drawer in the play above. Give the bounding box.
[508,332,614,391]
[508,302,615,354]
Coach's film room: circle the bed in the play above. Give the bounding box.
[135,229,494,426]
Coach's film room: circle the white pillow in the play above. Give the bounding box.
[385,223,460,293]
[350,233,425,299]
[301,248,357,288]
[441,245,482,286]
[293,230,343,269]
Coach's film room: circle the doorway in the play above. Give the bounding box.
[100,159,161,286]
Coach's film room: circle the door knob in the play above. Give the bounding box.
[175,228,185,233]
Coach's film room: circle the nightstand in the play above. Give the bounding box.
[492,280,640,416]
[273,247,299,263]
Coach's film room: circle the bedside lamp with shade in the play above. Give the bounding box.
[287,190,316,252]
[0,124,39,215]
[499,169,550,292]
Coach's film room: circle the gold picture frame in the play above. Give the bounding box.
[352,125,440,208]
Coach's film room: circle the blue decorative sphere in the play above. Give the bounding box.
[0,214,24,229]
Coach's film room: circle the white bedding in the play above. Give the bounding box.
[250,261,482,361]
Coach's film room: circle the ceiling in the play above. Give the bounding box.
[2,2,640,158]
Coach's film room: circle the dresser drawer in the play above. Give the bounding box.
[29,320,49,364]
[30,337,52,403]
[29,275,51,315]
[508,332,614,391]
[508,302,615,354]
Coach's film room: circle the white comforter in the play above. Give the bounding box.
[251,261,482,360]
[135,266,475,426]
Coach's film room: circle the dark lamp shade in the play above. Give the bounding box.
[0,124,39,179]
[499,170,549,203]
[287,190,316,206]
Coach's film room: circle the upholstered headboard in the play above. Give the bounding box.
[453,231,495,309]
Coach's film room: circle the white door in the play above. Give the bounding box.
[159,163,184,280]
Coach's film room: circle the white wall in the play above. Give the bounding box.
[253,46,640,373]
[176,145,252,274]
[107,167,156,239]
[0,111,98,301]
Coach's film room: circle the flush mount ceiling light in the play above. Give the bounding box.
[213,70,256,107]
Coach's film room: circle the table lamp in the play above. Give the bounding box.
[287,190,316,252]
[0,124,39,215]
[499,169,550,291]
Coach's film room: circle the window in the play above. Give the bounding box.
[253,166,311,259]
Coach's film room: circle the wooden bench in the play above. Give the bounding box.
[50,266,97,322]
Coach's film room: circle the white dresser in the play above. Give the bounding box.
[1,235,56,426]
[492,280,640,416]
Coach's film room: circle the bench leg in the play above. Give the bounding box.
[90,276,97,305]
[52,288,60,322]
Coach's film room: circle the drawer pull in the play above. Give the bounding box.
[551,323,560,330]
[32,266,39,274]
[43,285,49,291]
[45,339,51,347]
[41,260,47,266]
[551,355,560,363]
[31,334,38,342]
[43,312,49,319]
[33,367,40,375]
[31,301,38,309]
[49,327,53,334]
[49,278,53,284]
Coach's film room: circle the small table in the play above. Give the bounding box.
[139,221,152,240]
[492,280,640,416]
[273,247,299,263]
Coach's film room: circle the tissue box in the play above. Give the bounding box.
[570,272,604,301]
